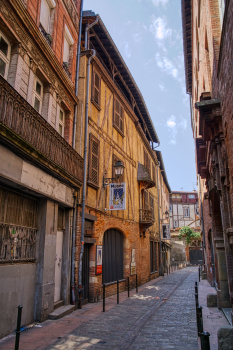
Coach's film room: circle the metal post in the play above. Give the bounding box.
[197,306,203,336]
[103,284,105,312]
[136,274,138,293]
[195,292,199,311]
[128,276,130,298]
[15,305,23,350]
[200,331,210,350]
[117,280,119,304]
[199,265,201,282]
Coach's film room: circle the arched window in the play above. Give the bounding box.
[102,229,123,284]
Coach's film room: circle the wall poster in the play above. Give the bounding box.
[162,224,170,240]
[109,183,126,210]
[96,245,102,274]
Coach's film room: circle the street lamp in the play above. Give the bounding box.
[103,160,125,187]
[165,210,169,219]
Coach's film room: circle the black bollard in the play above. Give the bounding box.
[136,274,138,293]
[195,292,199,311]
[103,283,105,312]
[128,276,130,297]
[200,331,210,350]
[117,280,119,304]
[199,265,201,282]
[195,284,198,295]
[197,306,203,336]
[15,305,23,350]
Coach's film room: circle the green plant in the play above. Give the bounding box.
[178,226,201,244]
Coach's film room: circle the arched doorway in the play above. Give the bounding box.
[102,229,123,284]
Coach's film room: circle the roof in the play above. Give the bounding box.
[155,151,171,193]
[181,0,192,94]
[82,11,159,144]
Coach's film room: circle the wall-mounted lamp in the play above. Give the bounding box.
[103,161,125,187]
[165,210,169,219]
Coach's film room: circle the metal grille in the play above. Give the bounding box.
[91,140,98,184]
[0,187,38,262]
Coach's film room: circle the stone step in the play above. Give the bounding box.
[54,300,64,310]
[48,304,76,320]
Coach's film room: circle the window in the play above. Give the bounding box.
[144,148,151,175]
[0,32,11,79]
[189,194,195,199]
[218,0,225,28]
[174,220,178,228]
[59,108,65,137]
[150,242,157,273]
[33,77,43,113]
[63,25,74,69]
[88,133,100,188]
[113,97,124,134]
[144,190,149,210]
[169,205,172,212]
[39,0,56,43]
[0,186,38,262]
[92,68,101,108]
[184,208,190,217]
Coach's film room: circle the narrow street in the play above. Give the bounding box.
[1,267,199,350]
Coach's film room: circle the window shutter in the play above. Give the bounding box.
[88,134,99,187]
[150,194,154,220]
[144,190,149,210]
[114,97,124,133]
[148,157,151,175]
[93,71,101,106]
[152,164,156,184]
[40,0,50,32]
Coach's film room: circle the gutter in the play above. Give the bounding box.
[157,163,163,276]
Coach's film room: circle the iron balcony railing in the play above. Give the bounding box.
[0,75,83,186]
[139,209,153,224]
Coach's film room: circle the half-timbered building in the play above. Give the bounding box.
[75,11,161,303]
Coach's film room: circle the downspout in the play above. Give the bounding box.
[77,17,99,308]
[157,163,163,276]
[71,0,84,306]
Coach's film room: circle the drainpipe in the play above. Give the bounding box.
[78,48,96,307]
[157,163,163,276]
[85,17,99,50]
[70,1,84,306]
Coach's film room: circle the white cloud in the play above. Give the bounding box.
[123,42,131,58]
[179,117,187,129]
[165,115,188,144]
[149,16,172,41]
[155,53,178,79]
[151,0,169,7]
[167,115,176,128]
[133,33,141,43]
[159,84,166,92]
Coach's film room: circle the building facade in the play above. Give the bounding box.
[74,12,161,303]
[169,191,201,265]
[182,0,233,318]
[0,0,83,338]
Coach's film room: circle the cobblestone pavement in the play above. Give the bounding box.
[47,267,199,350]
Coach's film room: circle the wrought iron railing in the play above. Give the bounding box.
[139,209,153,224]
[0,75,83,185]
[39,24,52,47]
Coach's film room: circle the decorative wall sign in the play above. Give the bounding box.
[109,183,126,210]
[96,245,102,274]
[131,262,136,275]
[162,224,170,239]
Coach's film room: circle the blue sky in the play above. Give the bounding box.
[84,0,197,191]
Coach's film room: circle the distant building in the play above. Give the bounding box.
[169,191,201,265]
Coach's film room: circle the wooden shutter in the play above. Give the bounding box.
[144,148,151,175]
[88,134,99,187]
[152,163,156,184]
[114,97,124,133]
[150,194,154,220]
[148,156,151,175]
[144,190,149,210]
[92,70,101,106]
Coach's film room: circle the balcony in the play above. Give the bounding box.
[39,24,52,47]
[139,209,153,225]
[0,75,83,189]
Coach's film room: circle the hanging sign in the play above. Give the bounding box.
[109,183,126,210]
[96,245,102,274]
[162,224,170,240]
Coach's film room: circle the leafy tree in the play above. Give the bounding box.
[178,226,201,245]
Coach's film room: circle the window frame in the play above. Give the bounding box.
[113,96,124,136]
[39,0,56,33]
[33,76,43,114]
[150,193,154,221]
[0,31,11,80]
[63,24,74,68]
[88,133,100,189]
[91,66,101,110]
[184,207,190,218]
[144,148,151,176]
[174,220,178,228]
[58,107,65,137]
